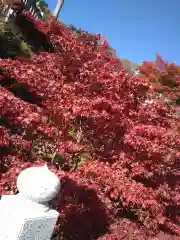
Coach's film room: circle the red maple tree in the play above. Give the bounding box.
[139,54,180,106]
[0,11,179,240]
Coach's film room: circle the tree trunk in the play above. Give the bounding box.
[53,0,64,19]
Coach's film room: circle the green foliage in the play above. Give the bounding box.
[36,0,51,20]
[21,0,51,19]
[0,20,32,58]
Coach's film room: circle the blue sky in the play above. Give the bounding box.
[46,0,180,65]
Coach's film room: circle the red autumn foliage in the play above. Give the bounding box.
[139,55,180,105]
[0,11,180,240]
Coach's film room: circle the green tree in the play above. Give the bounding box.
[36,0,51,20]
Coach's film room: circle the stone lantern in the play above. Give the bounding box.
[0,164,61,239]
